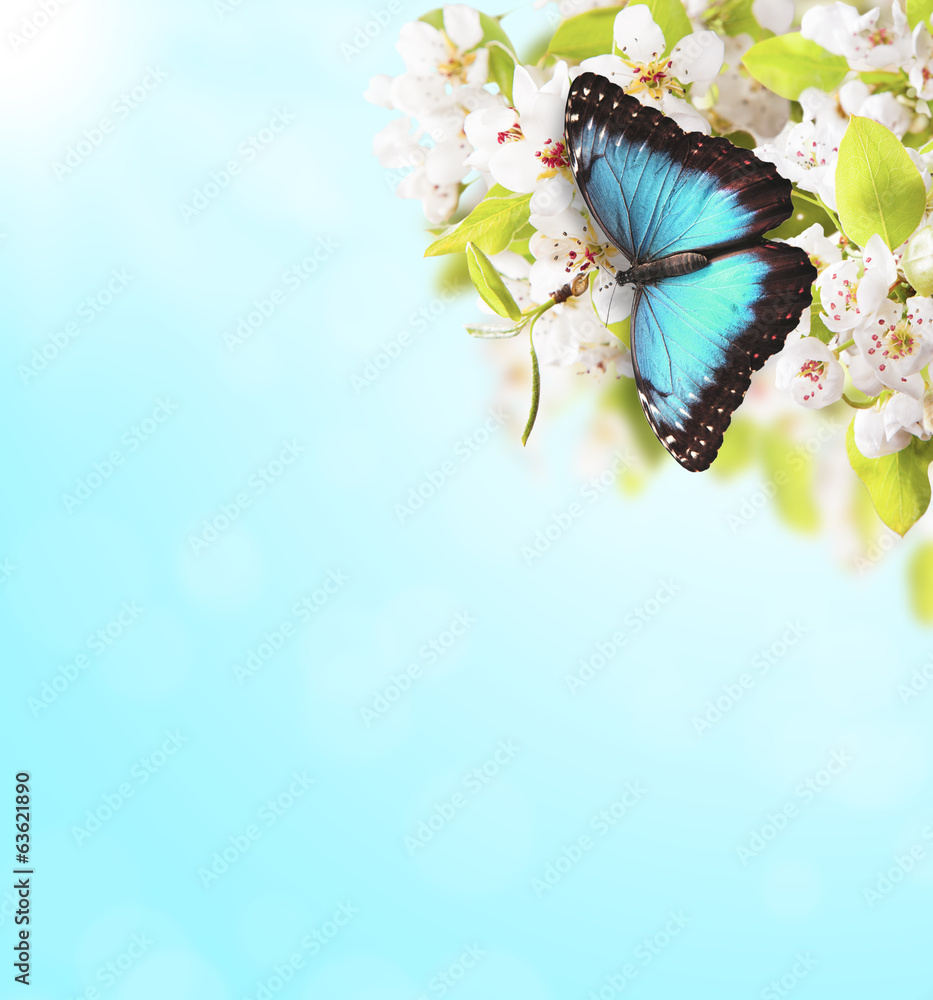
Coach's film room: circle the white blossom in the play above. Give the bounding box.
[816,234,896,333]
[756,118,842,210]
[784,223,843,275]
[464,61,574,215]
[774,336,845,407]
[396,5,487,85]
[801,1,912,72]
[576,5,723,134]
[854,391,928,457]
[909,22,933,100]
[751,0,795,34]
[366,5,507,222]
[853,295,933,393]
[528,208,632,322]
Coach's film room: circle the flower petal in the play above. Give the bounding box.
[443,3,483,50]
[854,406,911,457]
[364,74,395,108]
[752,0,794,33]
[530,174,574,215]
[489,141,539,192]
[670,32,724,84]
[613,5,666,61]
[396,21,446,74]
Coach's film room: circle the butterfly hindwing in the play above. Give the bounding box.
[565,72,795,262]
[630,242,816,472]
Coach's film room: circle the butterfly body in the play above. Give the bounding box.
[565,72,816,472]
[620,252,709,284]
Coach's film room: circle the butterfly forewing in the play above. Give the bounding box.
[565,73,796,263]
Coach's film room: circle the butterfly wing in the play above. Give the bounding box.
[630,242,816,472]
[565,72,794,263]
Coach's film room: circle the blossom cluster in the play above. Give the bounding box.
[367,0,933,540]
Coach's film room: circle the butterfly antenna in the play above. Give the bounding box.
[596,260,618,330]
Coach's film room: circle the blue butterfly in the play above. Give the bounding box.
[565,72,816,472]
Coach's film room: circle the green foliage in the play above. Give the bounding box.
[706,0,769,41]
[768,191,835,241]
[507,220,536,260]
[432,251,471,295]
[907,0,933,29]
[603,376,668,467]
[742,34,848,100]
[466,243,522,321]
[722,130,756,149]
[606,316,630,348]
[902,225,933,294]
[808,309,834,346]
[425,188,532,257]
[465,320,525,338]
[846,420,933,536]
[709,418,755,478]
[908,542,933,622]
[836,116,927,250]
[547,8,623,61]
[522,326,541,446]
[760,428,821,532]
[547,0,691,60]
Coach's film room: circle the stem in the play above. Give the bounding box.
[793,191,841,231]
[522,316,541,446]
[486,38,521,66]
[520,299,555,323]
[842,393,876,409]
[834,337,855,355]
[792,191,822,209]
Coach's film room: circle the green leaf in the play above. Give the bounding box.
[424,190,532,257]
[836,115,927,250]
[742,34,848,100]
[546,7,622,61]
[808,309,834,346]
[487,43,516,103]
[466,243,522,321]
[507,220,536,259]
[702,0,770,41]
[908,0,933,29]
[908,542,933,622]
[710,0,770,41]
[846,420,933,536]
[465,321,525,338]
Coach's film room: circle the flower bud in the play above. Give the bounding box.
[903,226,933,296]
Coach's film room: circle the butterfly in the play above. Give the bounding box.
[564,72,817,472]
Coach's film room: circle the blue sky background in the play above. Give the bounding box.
[2,1,933,998]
